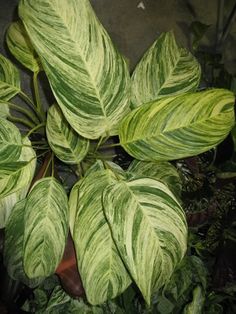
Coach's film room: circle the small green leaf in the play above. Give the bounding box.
[131,31,201,107]
[0,117,22,162]
[127,160,182,197]
[0,54,20,101]
[4,199,42,287]
[23,177,69,278]
[70,170,131,305]
[6,21,41,72]
[103,178,187,304]
[46,104,89,164]
[190,21,210,51]
[120,89,235,161]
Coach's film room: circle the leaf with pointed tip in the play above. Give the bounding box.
[183,286,205,314]
[0,137,36,198]
[0,101,9,118]
[0,54,20,101]
[46,104,89,164]
[131,31,201,107]
[23,177,69,278]
[4,199,42,287]
[7,21,41,72]
[19,0,130,139]
[127,160,182,197]
[103,178,188,305]
[70,170,131,305]
[120,89,235,161]
[0,117,22,162]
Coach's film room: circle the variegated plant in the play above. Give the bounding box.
[0,0,235,309]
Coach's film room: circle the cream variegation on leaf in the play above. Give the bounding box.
[69,170,131,305]
[120,89,235,161]
[103,177,187,305]
[19,0,130,139]
[131,31,201,107]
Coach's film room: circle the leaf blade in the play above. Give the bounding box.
[23,177,69,278]
[70,170,131,305]
[120,89,235,161]
[46,104,89,164]
[103,177,187,305]
[131,31,201,107]
[19,0,130,139]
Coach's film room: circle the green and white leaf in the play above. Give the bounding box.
[127,160,182,197]
[103,178,188,305]
[0,137,36,227]
[120,89,235,161]
[183,285,205,314]
[23,177,69,278]
[4,199,42,287]
[0,137,36,198]
[0,101,9,118]
[70,170,131,305]
[131,31,201,107]
[6,21,41,72]
[46,104,89,164]
[19,0,130,139]
[0,117,22,162]
[0,53,20,100]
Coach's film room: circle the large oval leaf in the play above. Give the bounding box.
[23,177,69,278]
[0,117,22,162]
[131,31,201,107]
[127,160,182,197]
[4,199,42,287]
[46,105,89,164]
[0,54,20,101]
[69,170,131,305]
[6,21,41,72]
[103,178,188,304]
[120,89,235,161]
[19,0,130,139]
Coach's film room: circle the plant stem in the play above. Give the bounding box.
[7,102,40,125]
[25,122,46,138]
[42,153,53,178]
[33,71,46,121]
[51,153,55,177]
[18,90,43,121]
[100,142,121,149]
[7,115,35,128]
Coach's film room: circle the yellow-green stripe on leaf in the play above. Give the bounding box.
[23,177,69,278]
[19,0,130,139]
[6,21,41,72]
[70,170,131,305]
[120,89,235,161]
[131,31,201,108]
[103,177,187,305]
[0,117,22,162]
[127,160,182,197]
[4,199,43,288]
[0,54,20,101]
[0,101,9,118]
[46,104,89,164]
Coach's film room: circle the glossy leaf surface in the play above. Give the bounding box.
[120,89,235,161]
[0,54,20,100]
[70,170,131,305]
[103,177,187,304]
[23,177,69,278]
[6,21,41,72]
[19,0,130,139]
[46,105,89,164]
[131,31,201,107]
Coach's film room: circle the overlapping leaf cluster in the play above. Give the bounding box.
[0,0,235,309]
